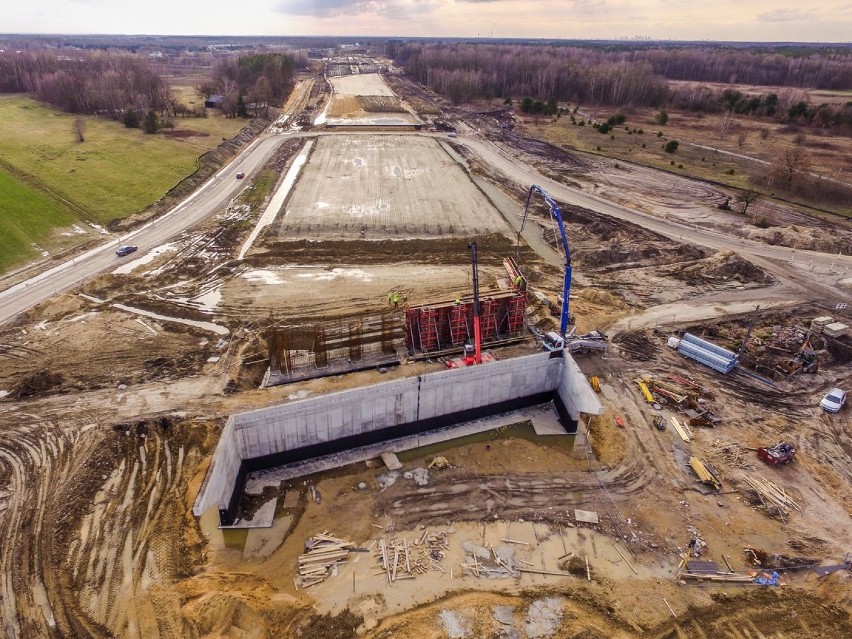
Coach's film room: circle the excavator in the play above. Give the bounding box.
[776,340,819,375]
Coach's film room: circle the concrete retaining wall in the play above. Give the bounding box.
[194,351,602,520]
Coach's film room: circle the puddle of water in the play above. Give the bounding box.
[222,528,249,551]
[112,303,229,335]
[396,420,575,464]
[243,514,294,559]
[194,286,222,312]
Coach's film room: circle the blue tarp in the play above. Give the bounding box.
[754,571,780,586]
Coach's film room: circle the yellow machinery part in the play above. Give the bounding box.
[636,381,655,403]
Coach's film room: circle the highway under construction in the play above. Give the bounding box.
[0,65,851,639]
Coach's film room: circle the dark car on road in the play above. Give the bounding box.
[236,171,245,179]
[115,245,138,257]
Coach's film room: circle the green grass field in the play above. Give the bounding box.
[0,95,248,273]
[0,95,246,224]
[0,167,78,271]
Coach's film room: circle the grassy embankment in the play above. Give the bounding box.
[0,94,246,272]
[0,167,78,272]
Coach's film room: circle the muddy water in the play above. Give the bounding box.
[396,420,575,464]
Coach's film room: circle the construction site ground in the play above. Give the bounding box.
[0,69,851,638]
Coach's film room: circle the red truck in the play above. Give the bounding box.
[757,442,796,465]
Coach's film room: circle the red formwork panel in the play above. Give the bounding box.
[448,304,469,346]
[507,293,526,334]
[418,307,438,351]
[405,292,527,354]
[480,298,498,340]
[405,307,420,350]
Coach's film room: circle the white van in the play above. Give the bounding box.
[542,332,565,351]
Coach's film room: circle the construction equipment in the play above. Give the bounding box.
[446,242,494,368]
[776,341,819,375]
[542,331,565,351]
[517,184,572,336]
[635,379,655,403]
[757,442,797,465]
[468,241,482,365]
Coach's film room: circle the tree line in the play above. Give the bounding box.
[630,47,852,91]
[395,44,666,107]
[393,43,852,131]
[0,51,172,116]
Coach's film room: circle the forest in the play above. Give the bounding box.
[0,51,172,116]
[0,49,308,121]
[393,43,852,131]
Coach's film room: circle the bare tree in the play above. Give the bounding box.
[771,147,811,191]
[72,117,86,142]
[251,76,272,117]
[718,110,734,139]
[739,190,760,216]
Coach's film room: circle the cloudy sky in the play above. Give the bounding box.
[5,0,851,42]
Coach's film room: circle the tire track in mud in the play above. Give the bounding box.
[0,416,199,638]
[377,451,653,530]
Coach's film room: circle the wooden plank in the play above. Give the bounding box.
[670,416,691,442]
[612,543,638,575]
[518,567,573,577]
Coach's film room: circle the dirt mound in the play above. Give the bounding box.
[24,293,85,322]
[580,244,662,268]
[670,250,773,285]
[558,203,707,270]
[747,224,852,254]
[181,592,270,638]
[251,234,518,266]
[578,288,628,309]
[586,412,626,467]
[10,369,64,397]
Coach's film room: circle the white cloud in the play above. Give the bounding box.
[757,8,816,22]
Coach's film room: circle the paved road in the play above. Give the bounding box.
[0,133,285,326]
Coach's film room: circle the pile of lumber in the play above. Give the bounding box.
[296,532,356,588]
[461,545,518,578]
[676,555,754,583]
[711,440,754,469]
[375,531,450,583]
[741,474,801,515]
